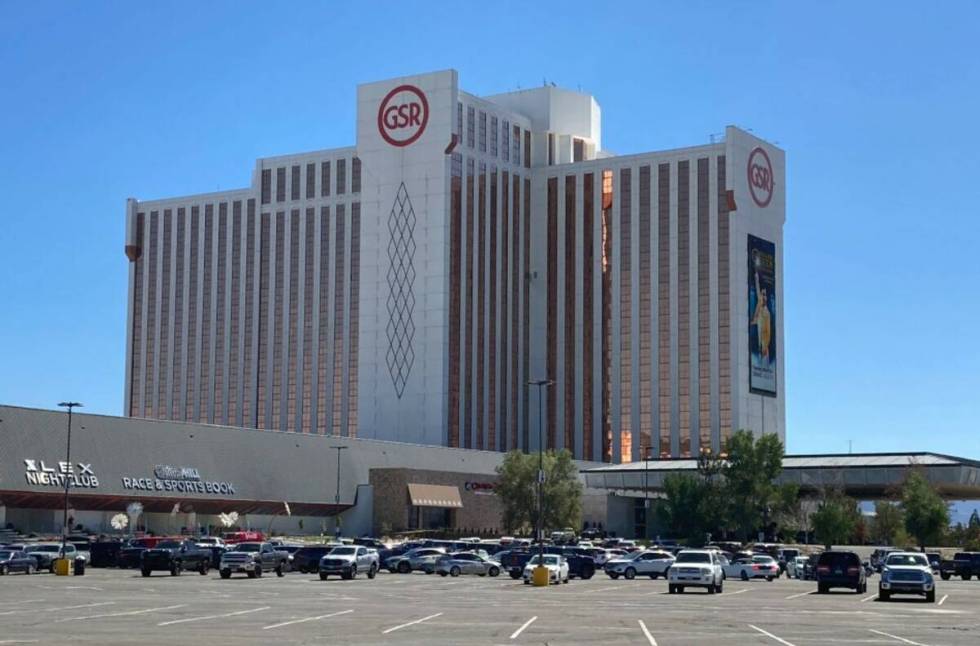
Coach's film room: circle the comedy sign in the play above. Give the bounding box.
[748,235,776,395]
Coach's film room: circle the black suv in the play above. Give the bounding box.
[292,545,335,574]
[816,550,867,594]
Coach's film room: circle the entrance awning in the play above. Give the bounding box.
[407,483,463,508]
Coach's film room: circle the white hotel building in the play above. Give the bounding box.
[124,69,785,463]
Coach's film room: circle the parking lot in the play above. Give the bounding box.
[0,568,977,645]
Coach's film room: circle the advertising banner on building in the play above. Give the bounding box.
[748,235,776,395]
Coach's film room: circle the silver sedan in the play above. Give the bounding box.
[434,552,501,577]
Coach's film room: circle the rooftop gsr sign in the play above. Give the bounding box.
[122,464,236,496]
[377,84,429,147]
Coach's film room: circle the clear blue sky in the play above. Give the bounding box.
[1,1,978,459]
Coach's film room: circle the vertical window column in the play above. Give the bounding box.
[563,175,576,453]
[582,173,595,460]
[546,178,558,451]
[658,165,671,456]
[639,166,653,457]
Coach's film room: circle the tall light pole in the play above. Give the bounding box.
[57,401,82,558]
[526,379,554,568]
[331,446,348,538]
[644,445,652,540]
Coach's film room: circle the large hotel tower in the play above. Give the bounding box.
[124,70,785,463]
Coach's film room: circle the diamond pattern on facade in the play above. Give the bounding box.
[386,182,417,398]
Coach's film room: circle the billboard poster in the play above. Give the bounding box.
[748,235,776,395]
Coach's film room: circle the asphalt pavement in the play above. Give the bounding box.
[0,566,977,645]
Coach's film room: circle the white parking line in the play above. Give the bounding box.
[719,588,750,597]
[860,593,877,602]
[869,629,931,646]
[638,619,659,645]
[748,624,797,646]
[937,594,948,606]
[784,590,816,600]
[158,606,270,626]
[591,586,620,593]
[262,609,353,630]
[509,616,537,639]
[55,604,187,622]
[382,612,443,634]
[0,602,114,617]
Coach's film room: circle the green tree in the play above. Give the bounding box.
[657,474,709,545]
[811,488,859,549]
[722,430,787,541]
[872,501,904,545]
[901,471,950,550]
[495,449,582,535]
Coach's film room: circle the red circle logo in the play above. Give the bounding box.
[747,146,774,208]
[377,84,429,147]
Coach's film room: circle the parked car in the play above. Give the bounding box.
[605,550,674,580]
[925,552,942,574]
[816,550,867,594]
[879,552,935,602]
[498,549,536,579]
[435,552,501,577]
[543,547,596,579]
[723,555,779,582]
[788,556,808,579]
[219,542,288,579]
[196,536,226,548]
[522,554,569,585]
[870,547,898,572]
[221,530,265,545]
[940,552,980,581]
[141,539,212,577]
[89,539,123,567]
[292,545,337,574]
[318,545,379,580]
[24,542,88,573]
[117,537,171,569]
[385,547,446,574]
[0,550,38,575]
[777,548,800,575]
[352,537,388,551]
[803,553,821,580]
[667,549,724,594]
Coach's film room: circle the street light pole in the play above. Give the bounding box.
[331,446,348,538]
[57,401,82,558]
[526,379,554,568]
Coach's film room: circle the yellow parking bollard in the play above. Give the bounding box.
[53,558,74,576]
[532,565,549,587]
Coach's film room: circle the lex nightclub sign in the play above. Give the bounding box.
[24,459,100,489]
[122,465,236,495]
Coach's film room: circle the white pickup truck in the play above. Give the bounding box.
[318,545,379,580]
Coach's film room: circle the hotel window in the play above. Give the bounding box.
[306,163,316,199]
[144,212,157,418]
[639,166,653,457]
[467,106,475,149]
[563,175,576,453]
[286,210,300,432]
[272,212,286,430]
[678,160,691,456]
[523,130,531,169]
[718,156,732,440]
[276,167,286,203]
[321,161,331,197]
[501,120,510,162]
[582,173,594,460]
[548,134,555,166]
[129,212,145,416]
[302,208,315,432]
[512,125,521,166]
[620,169,632,459]
[347,202,361,437]
[156,210,171,419]
[316,206,331,434]
[291,165,300,201]
[658,163,671,456]
[352,157,361,193]
[479,110,487,152]
[228,201,241,426]
[464,157,475,448]
[601,171,613,460]
[697,158,711,451]
[336,159,346,195]
[574,138,585,163]
[490,116,498,157]
[546,177,558,450]
[185,207,199,421]
[199,205,214,423]
[477,161,486,449]
[256,213,271,428]
[261,169,271,205]
[332,204,346,435]
[242,200,256,427]
[448,153,462,448]
[213,204,228,423]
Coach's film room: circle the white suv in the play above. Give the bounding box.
[668,549,724,594]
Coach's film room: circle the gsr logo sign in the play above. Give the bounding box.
[747,146,774,208]
[377,84,429,147]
